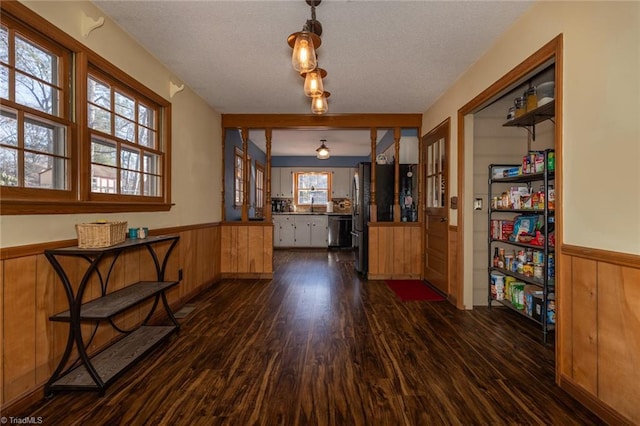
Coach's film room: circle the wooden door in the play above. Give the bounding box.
[422,120,449,295]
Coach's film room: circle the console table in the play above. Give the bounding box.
[44,235,180,395]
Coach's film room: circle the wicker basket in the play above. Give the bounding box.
[75,221,128,248]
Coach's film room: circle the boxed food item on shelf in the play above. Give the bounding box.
[491,219,514,240]
[510,282,526,309]
[492,167,510,179]
[524,286,543,316]
[506,167,521,177]
[504,276,517,301]
[509,186,530,209]
[490,272,505,301]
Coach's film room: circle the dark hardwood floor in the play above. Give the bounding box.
[24,249,600,425]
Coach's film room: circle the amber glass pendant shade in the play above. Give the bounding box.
[290,32,319,74]
[303,68,326,97]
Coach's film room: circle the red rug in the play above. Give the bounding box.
[385,280,446,302]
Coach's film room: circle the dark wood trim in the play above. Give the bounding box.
[456,34,563,311]
[221,221,273,227]
[368,274,421,280]
[0,200,173,215]
[220,273,273,280]
[0,222,221,259]
[367,222,421,228]
[561,244,640,269]
[221,114,422,129]
[558,376,634,426]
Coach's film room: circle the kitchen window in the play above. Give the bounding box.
[295,171,331,206]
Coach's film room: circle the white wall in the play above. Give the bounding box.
[423,1,639,255]
[0,1,222,247]
[422,1,639,307]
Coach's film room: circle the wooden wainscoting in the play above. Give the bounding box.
[0,223,221,415]
[220,222,273,278]
[558,244,640,425]
[367,223,422,280]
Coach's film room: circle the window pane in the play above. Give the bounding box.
[0,109,18,146]
[121,147,140,171]
[120,169,140,195]
[24,117,66,155]
[0,26,8,63]
[138,103,154,128]
[88,77,110,108]
[16,72,56,115]
[88,104,111,133]
[24,152,67,189]
[114,91,134,120]
[91,139,117,166]
[143,153,159,173]
[91,164,117,193]
[143,173,160,196]
[138,126,155,148]
[115,116,135,142]
[0,65,8,99]
[15,36,55,84]
[0,146,18,186]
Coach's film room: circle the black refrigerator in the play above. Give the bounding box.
[352,162,395,275]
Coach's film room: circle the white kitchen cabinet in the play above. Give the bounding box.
[271,168,281,197]
[273,215,295,247]
[271,168,293,198]
[293,216,311,246]
[308,215,328,247]
[331,168,351,199]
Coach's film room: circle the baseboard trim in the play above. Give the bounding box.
[220,272,273,280]
[367,274,421,280]
[558,375,633,425]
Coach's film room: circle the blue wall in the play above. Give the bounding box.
[224,129,267,220]
[271,156,368,167]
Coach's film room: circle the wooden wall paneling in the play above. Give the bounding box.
[3,256,37,401]
[123,249,142,330]
[237,226,249,273]
[263,226,273,273]
[571,256,598,395]
[392,228,404,276]
[34,255,55,385]
[411,227,422,276]
[180,230,196,299]
[220,226,231,274]
[368,227,379,275]
[380,228,394,276]
[246,227,261,273]
[402,227,413,274]
[558,252,573,379]
[597,263,640,424]
[213,226,222,279]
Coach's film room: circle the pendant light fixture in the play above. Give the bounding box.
[288,0,331,114]
[287,0,323,74]
[302,67,326,97]
[311,91,330,114]
[316,139,330,159]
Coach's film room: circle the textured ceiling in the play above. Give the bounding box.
[92,0,533,155]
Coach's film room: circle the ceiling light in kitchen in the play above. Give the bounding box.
[316,139,330,159]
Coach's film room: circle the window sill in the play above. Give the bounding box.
[0,199,173,215]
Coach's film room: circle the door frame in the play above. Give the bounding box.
[456,34,563,310]
[421,117,451,297]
